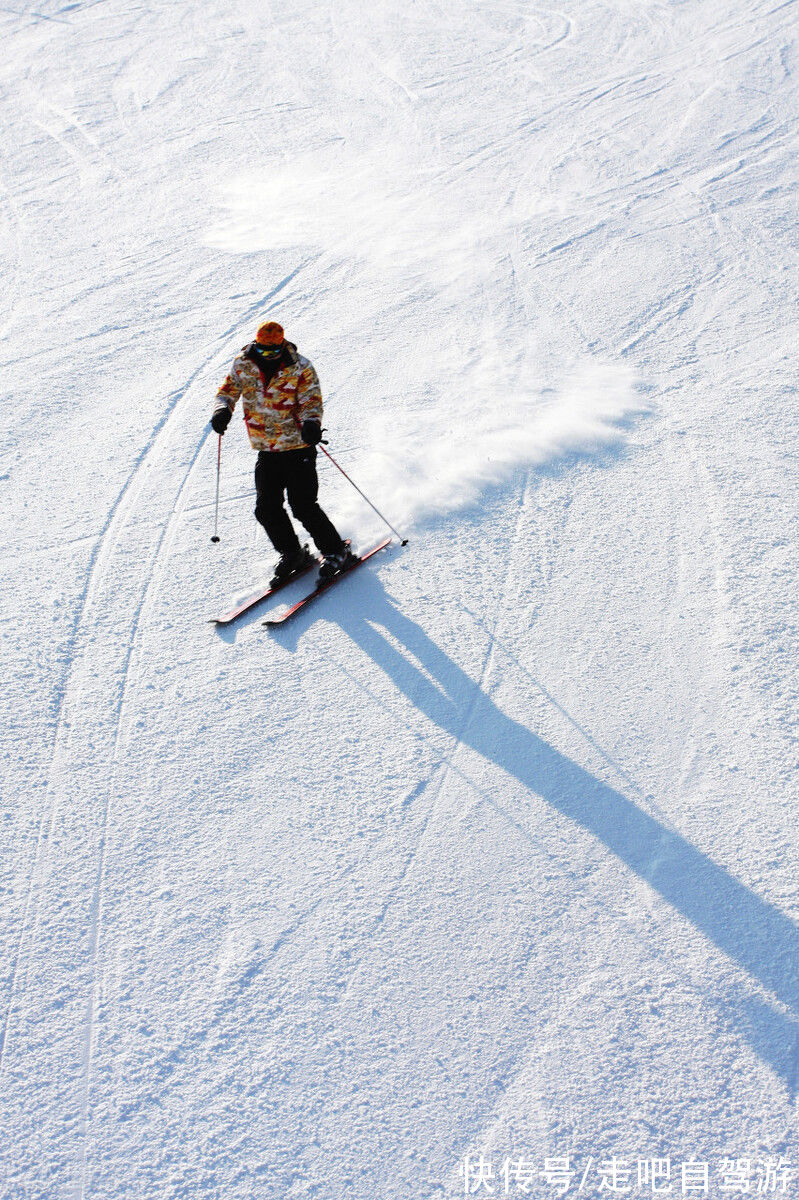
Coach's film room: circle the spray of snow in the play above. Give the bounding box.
[330,357,645,539]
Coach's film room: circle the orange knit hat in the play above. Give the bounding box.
[255,321,285,345]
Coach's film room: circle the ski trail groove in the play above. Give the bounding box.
[73,425,212,1200]
[0,371,211,1080]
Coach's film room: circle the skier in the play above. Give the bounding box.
[210,321,356,585]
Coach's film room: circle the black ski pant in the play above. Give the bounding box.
[254,447,344,558]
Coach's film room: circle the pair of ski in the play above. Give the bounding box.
[211,537,391,627]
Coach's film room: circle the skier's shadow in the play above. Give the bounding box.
[284,567,799,1091]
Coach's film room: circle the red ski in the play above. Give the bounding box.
[210,559,317,625]
[263,538,392,627]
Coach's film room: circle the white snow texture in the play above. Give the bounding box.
[0,1,797,1199]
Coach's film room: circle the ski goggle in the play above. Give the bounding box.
[254,342,284,356]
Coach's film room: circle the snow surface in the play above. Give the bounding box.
[1,0,797,1197]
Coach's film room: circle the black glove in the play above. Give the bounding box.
[211,406,231,435]
[301,418,322,446]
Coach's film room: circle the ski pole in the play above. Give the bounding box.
[211,434,222,543]
[319,444,408,545]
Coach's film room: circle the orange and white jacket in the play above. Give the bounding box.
[213,342,323,452]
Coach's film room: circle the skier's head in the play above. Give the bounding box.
[255,321,285,352]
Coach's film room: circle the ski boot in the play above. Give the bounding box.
[270,544,315,587]
[318,544,358,584]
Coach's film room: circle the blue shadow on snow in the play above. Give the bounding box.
[274,567,799,1094]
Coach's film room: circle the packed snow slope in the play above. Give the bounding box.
[1,1,797,1197]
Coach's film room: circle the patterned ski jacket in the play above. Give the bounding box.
[213,341,323,452]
